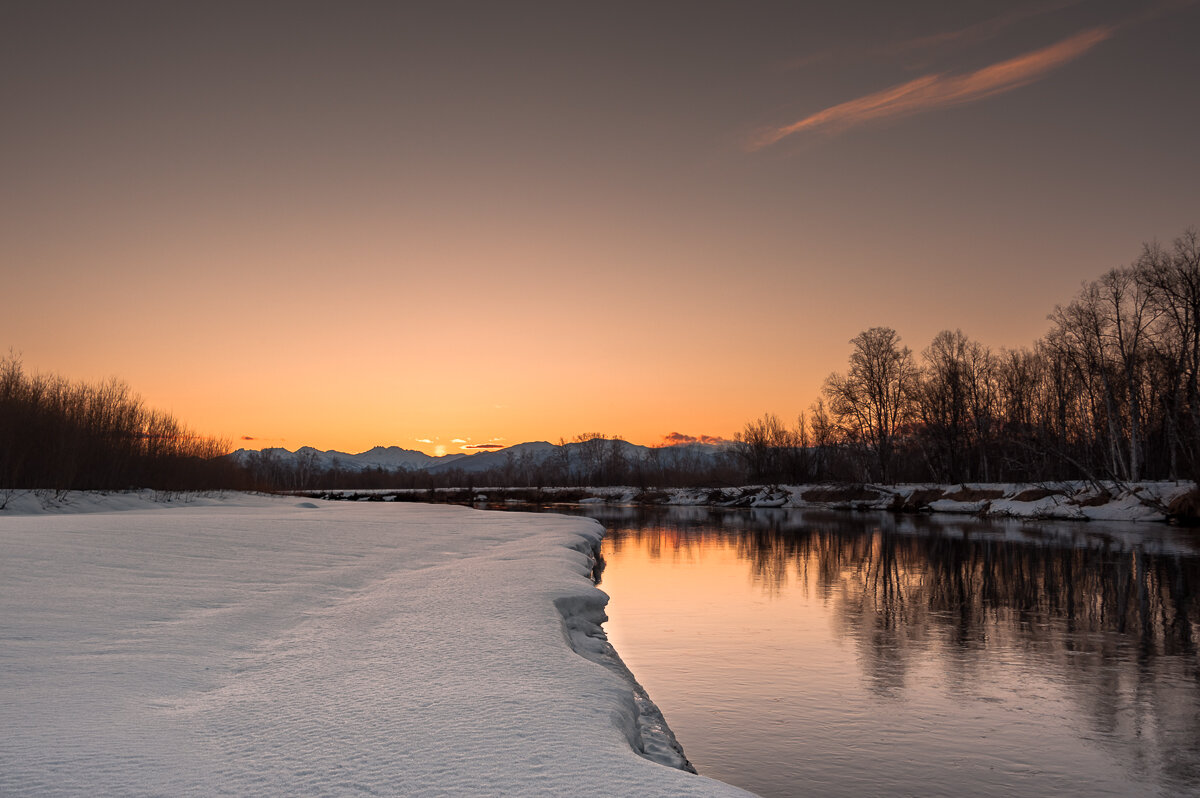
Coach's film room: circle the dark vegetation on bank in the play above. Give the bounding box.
[0,355,237,495]
[4,229,1200,503]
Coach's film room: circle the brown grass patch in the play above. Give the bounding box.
[899,488,946,511]
[801,486,883,503]
[1011,488,1064,502]
[1072,491,1112,507]
[1168,488,1200,525]
[942,487,1004,502]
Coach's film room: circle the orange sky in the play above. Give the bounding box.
[4,2,1199,455]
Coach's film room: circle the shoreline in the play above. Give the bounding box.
[555,530,697,773]
[294,479,1200,525]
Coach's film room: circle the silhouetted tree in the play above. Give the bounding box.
[824,327,918,483]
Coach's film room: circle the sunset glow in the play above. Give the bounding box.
[4,2,1199,455]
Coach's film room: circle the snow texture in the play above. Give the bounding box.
[0,492,753,797]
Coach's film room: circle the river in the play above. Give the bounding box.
[541,504,1200,798]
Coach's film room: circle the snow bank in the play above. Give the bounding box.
[0,492,752,797]
[777,481,1196,521]
[475,481,1195,523]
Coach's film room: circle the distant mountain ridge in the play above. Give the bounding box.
[227,445,464,473]
[227,439,727,474]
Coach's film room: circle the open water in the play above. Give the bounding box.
[554,504,1200,798]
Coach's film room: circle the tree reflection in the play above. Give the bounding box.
[582,504,1200,789]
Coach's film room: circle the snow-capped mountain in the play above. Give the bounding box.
[227,445,467,472]
[228,440,728,474]
[423,441,560,474]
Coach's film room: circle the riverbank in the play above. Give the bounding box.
[0,492,753,797]
[298,480,1200,524]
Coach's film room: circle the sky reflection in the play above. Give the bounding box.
[588,507,1200,797]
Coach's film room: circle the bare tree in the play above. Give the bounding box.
[918,330,972,482]
[823,327,918,483]
[733,413,806,483]
[1140,229,1200,479]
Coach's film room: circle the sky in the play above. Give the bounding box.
[4,0,1199,456]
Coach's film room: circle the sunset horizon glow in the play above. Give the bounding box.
[5,1,1198,457]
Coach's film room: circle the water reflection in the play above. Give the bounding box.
[559,505,1200,797]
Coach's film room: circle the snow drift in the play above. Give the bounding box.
[0,492,752,797]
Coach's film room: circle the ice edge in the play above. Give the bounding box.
[555,522,698,774]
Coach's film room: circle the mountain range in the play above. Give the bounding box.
[227,440,726,474]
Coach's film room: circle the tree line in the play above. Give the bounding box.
[0,355,237,493]
[736,227,1200,486]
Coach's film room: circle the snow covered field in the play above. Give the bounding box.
[0,492,753,797]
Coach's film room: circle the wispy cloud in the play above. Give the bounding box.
[751,25,1112,148]
[415,438,433,444]
[462,443,504,450]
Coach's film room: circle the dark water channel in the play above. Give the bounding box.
[533,504,1200,798]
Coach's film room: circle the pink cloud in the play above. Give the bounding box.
[751,25,1113,148]
[660,432,728,446]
